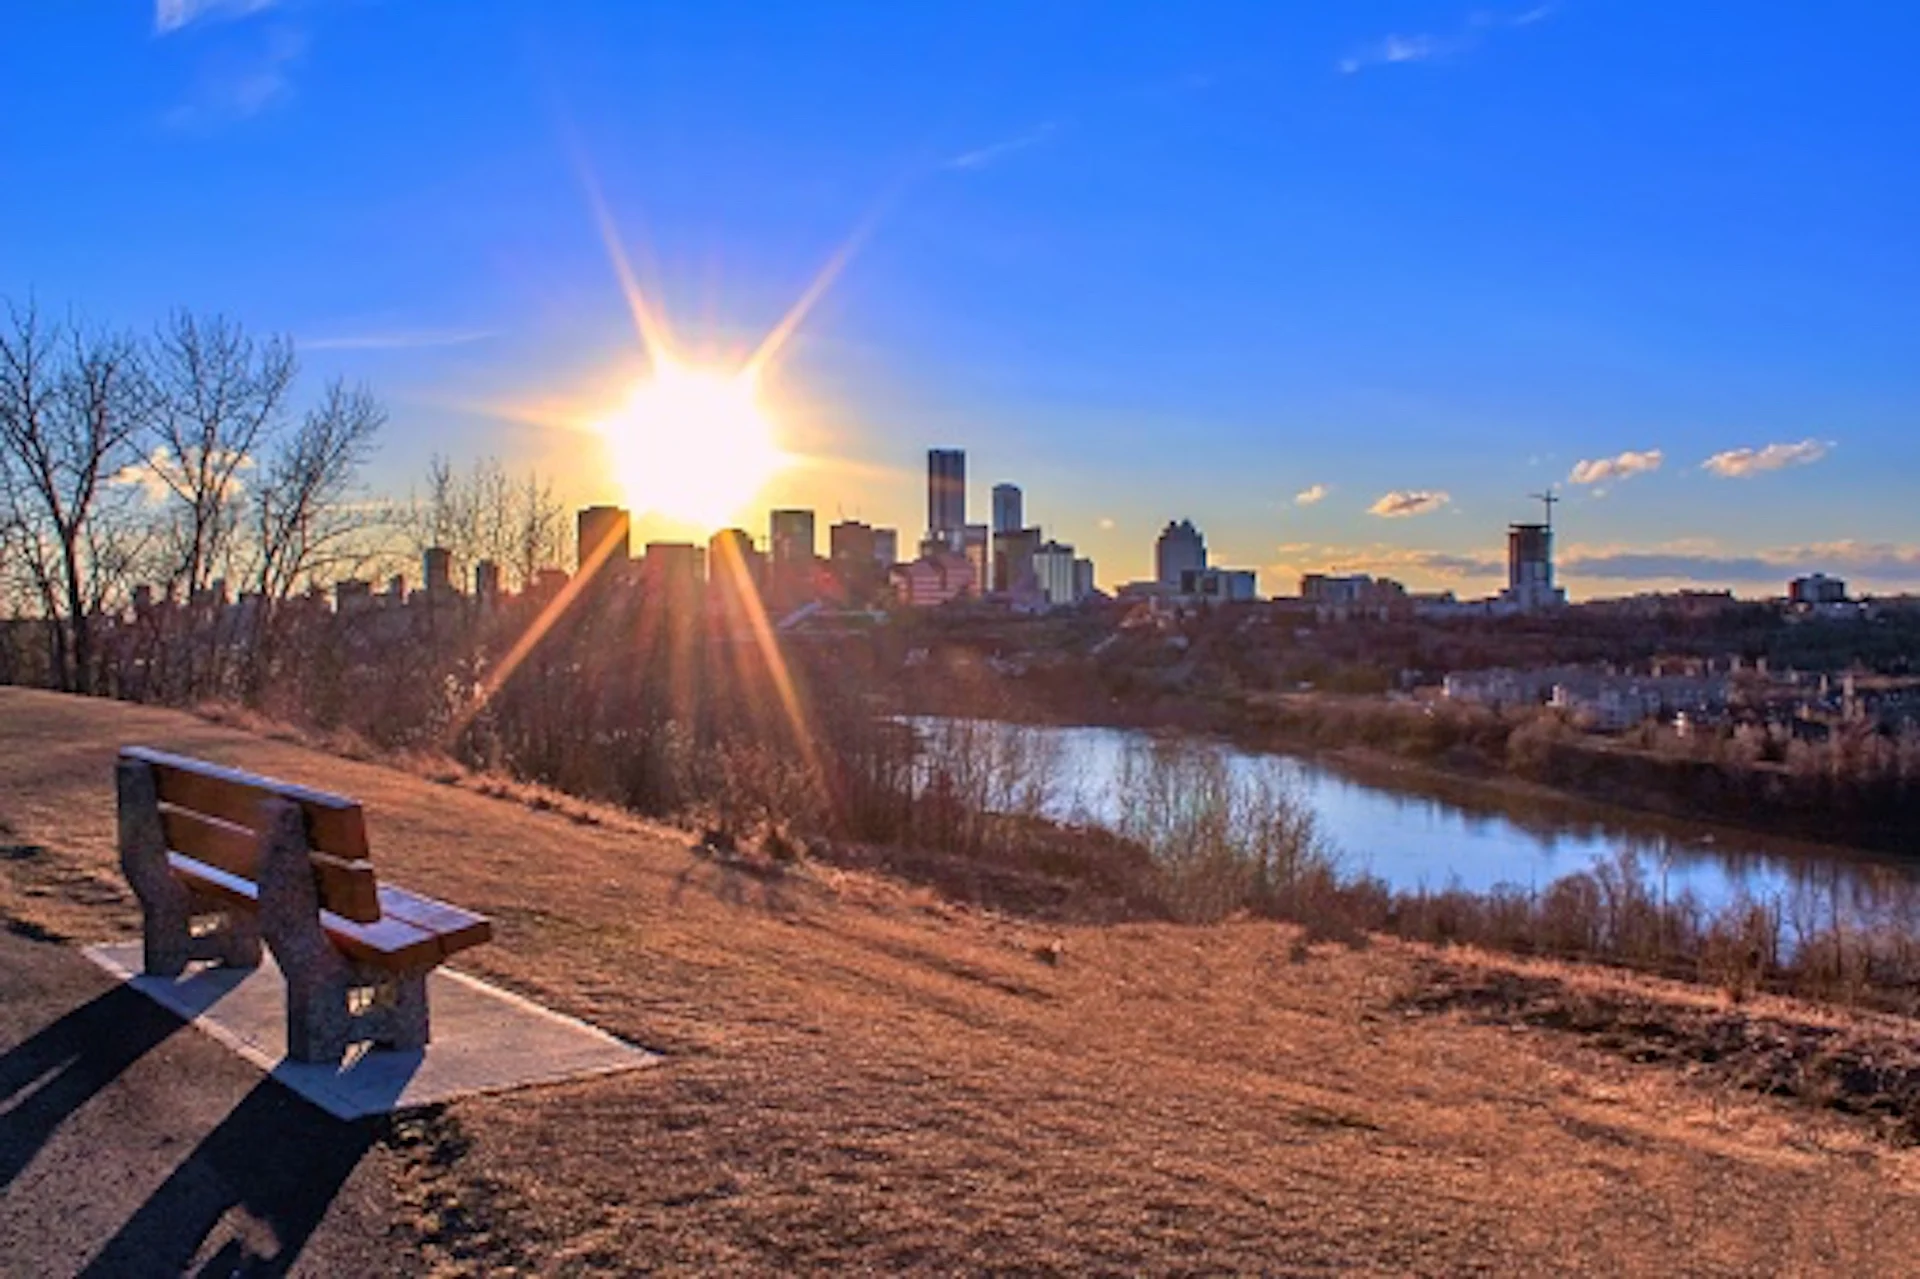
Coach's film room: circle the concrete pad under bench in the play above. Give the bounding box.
[85,941,657,1119]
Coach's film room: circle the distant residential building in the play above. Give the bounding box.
[1180,567,1257,602]
[991,483,1023,536]
[1034,540,1081,607]
[1073,557,1096,601]
[893,551,977,607]
[1155,519,1206,588]
[927,448,966,541]
[335,578,373,615]
[1789,573,1848,606]
[576,505,631,574]
[769,509,817,568]
[422,546,454,595]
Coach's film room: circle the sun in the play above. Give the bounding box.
[596,359,786,530]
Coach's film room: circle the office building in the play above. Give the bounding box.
[872,527,899,568]
[473,560,502,604]
[1499,523,1566,612]
[422,546,454,595]
[1155,519,1207,587]
[1073,557,1096,600]
[769,509,817,568]
[927,448,966,541]
[576,505,631,574]
[1180,567,1258,603]
[962,524,990,597]
[892,552,977,607]
[993,527,1043,595]
[829,520,879,566]
[642,542,703,596]
[1789,573,1848,606]
[991,483,1023,536]
[1033,541,1080,607]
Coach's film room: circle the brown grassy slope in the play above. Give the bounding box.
[3,686,1919,1274]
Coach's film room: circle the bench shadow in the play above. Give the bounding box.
[0,982,205,1193]
[78,1078,387,1279]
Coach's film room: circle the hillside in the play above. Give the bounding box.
[3,686,1919,1273]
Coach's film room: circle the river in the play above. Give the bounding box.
[915,719,1920,915]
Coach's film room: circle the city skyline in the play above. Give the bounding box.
[4,3,1916,596]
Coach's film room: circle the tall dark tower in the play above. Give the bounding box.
[927,448,966,544]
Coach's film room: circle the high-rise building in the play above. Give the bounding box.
[872,528,899,568]
[991,483,1023,536]
[1034,540,1080,607]
[927,448,966,541]
[1073,557,1096,600]
[708,528,766,613]
[769,509,817,568]
[829,520,878,565]
[1155,519,1206,587]
[643,542,703,597]
[992,527,1043,595]
[577,505,631,574]
[1499,523,1565,612]
[473,560,502,603]
[962,524,989,597]
[422,546,453,595]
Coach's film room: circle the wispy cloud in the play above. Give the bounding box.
[1295,483,1330,506]
[1702,438,1833,479]
[299,328,500,353]
[164,24,306,128]
[945,122,1060,172]
[1269,541,1503,584]
[1368,489,1451,518]
[1568,448,1663,487]
[1563,539,1920,586]
[155,0,277,35]
[1339,5,1555,74]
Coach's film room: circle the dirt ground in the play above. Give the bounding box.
[4,686,1920,1275]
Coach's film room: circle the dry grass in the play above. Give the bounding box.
[5,686,1920,1273]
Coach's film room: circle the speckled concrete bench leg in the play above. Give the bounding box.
[117,759,262,977]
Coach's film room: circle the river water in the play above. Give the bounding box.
[919,719,1920,914]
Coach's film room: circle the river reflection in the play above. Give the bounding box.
[912,719,1920,915]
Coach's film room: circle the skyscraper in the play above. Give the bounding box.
[769,509,817,568]
[1155,519,1206,587]
[577,505,631,574]
[927,448,966,542]
[991,483,1023,535]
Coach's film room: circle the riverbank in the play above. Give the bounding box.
[4,687,1920,1271]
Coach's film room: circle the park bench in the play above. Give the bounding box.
[115,746,492,1064]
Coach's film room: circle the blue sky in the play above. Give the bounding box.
[3,1,1916,595]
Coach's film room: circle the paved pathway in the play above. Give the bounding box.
[0,927,395,1277]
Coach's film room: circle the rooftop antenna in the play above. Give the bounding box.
[1529,489,1560,530]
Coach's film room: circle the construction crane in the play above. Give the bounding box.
[1528,490,1560,530]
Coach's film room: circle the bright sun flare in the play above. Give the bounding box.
[596,359,785,529]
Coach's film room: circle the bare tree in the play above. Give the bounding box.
[145,311,296,597]
[0,300,149,693]
[249,379,386,603]
[405,455,570,592]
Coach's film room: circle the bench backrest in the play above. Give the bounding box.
[120,746,382,923]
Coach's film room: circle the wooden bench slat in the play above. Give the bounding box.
[169,854,444,970]
[159,805,381,923]
[126,746,371,862]
[376,885,493,958]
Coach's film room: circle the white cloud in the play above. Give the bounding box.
[1568,448,1664,486]
[1702,438,1833,479]
[163,25,306,128]
[1340,6,1554,74]
[1368,489,1451,518]
[155,0,277,35]
[1295,483,1330,506]
[1339,34,1452,74]
[946,122,1059,171]
[299,328,499,352]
